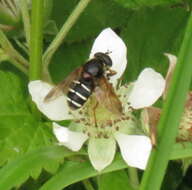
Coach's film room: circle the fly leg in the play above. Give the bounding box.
[92,101,99,127]
[106,69,117,80]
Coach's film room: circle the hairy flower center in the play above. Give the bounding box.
[72,97,134,139]
[178,109,192,142]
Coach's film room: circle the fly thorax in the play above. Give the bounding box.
[84,60,103,78]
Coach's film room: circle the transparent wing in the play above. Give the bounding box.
[44,67,83,103]
[94,76,122,116]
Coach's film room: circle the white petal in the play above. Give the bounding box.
[28,80,73,121]
[115,133,152,169]
[88,138,116,171]
[128,68,165,109]
[53,122,88,151]
[90,28,127,83]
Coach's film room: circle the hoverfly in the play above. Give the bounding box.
[44,52,122,116]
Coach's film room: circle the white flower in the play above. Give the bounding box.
[28,28,165,171]
[128,68,165,109]
[89,28,127,83]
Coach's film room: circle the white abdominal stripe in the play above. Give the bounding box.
[67,80,92,109]
[69,88,87,101]
[73,80,91,93]
[67,97,82,108]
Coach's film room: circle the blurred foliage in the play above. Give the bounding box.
[0,71,55,166]
[98,170,133,190]
[115,0,185,8]
[50,2,189,83]
[51,0,132,43]
[161,161,183,190]
[177,165,192,190]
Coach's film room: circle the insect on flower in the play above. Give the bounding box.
[44,52,123,116]
[28,28,166,171]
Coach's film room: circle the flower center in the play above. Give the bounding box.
[177,109,192,142]
[72,97,134,139]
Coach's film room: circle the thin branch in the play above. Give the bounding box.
[43,0,91,66]
[8,57,28,74]
[82,179,95,190]
[0,29,28,67]
[20,0,31,46]
[0,29,28,73]
[127,167,139,189]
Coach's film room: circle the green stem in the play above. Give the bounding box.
[139,13,192,190]
[29,0,44,80]
[0,29,28,74]
[82,179,95,190]
[0,29,28,67]
[42,67,53,83]
[8,57,28,74]
[127,167,139,189]
[43,0,91,66]
[29,0,44,118]
[20,0,31,46]
[14,39,29,55]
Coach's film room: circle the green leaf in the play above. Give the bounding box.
[51,0,132,43]
[0,116,54,164]
[98,170,134,190]
[44,0,53,24]
[39,153,127,190]
[171,143,192,160]
[0,146,77,190]
[0,71,29,114]
[122,6,189,82]
[49,40,92,82]
[114,0,183,9]
[0,71,54,165]
[50,6,189,84]
[44,20,58,36]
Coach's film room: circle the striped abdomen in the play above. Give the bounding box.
[67,78,94,109]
